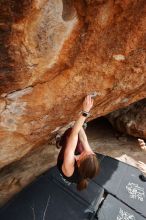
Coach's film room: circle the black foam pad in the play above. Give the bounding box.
[95,153,105,162]
[0,166,104,220]
[116,165,146,217]
[97,195,146,220]
[93,156,127,193]
[49,166,104,213]
[93,156,146,217]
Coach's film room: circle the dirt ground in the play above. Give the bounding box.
[85,117,146,167]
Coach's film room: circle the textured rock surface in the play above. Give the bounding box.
[0,0,146,206]
[107,98,146,139]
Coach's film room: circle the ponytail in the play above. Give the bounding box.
[77,154,100,191]
[77,178,89,191]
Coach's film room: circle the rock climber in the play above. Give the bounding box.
[56,95,99,190]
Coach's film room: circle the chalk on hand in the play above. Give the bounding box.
[89,91,97,98]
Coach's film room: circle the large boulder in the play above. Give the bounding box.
[107,98,146,139]
[0,0,146,206]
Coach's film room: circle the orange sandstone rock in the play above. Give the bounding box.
[0,0,146,205]
[0,0,146,160]
[0,0,146,168]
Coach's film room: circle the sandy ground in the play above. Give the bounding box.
[85,117,146,167]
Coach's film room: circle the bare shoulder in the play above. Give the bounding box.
[62,162,75,177]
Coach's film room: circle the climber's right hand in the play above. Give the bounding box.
[82,95,93,113]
